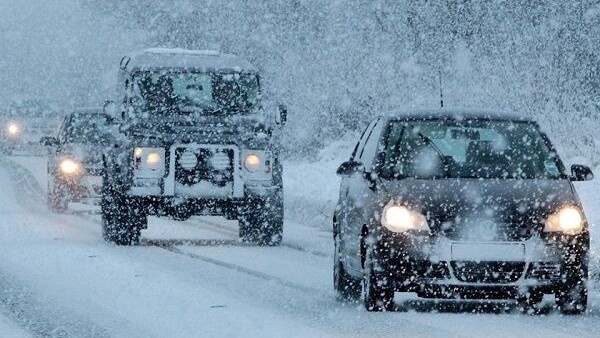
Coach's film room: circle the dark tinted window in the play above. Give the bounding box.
[381,119,563,179]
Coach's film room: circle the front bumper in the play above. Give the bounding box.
[378,231,588,295]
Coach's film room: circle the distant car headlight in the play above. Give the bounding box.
[382,202,429,233]
[6,122,21,137]
[244,153,261,172]
[59,159,81,175]
[544,206,584,235]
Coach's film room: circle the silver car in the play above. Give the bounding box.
[41,109,114,212]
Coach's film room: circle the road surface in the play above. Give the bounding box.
[0,155,599,337]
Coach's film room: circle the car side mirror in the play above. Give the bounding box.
[570,164,593,181]
[39,136,59,147]
[276,104,287,125]
[336,160,364,176]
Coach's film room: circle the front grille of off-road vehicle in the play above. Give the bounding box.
[174,147,235,187]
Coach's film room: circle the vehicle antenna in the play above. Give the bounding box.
[439,70,444,108]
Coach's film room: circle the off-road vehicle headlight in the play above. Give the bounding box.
[146,151,162,168]
[59,159,81,175]
[244,153,262,172]
[133,147,165,175]
[382,202,429,233]
[544,206,584,235]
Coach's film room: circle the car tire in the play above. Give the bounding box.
[556,276,587,315]
[101,176,145,246]
[362,243,394,312]
[333,232,361,302]
[239,195,283,246]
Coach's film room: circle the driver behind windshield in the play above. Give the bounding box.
[132,71,260,114]
[381,120,562,180]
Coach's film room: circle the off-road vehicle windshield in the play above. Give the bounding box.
[381,120,563,179]
[131,70,260,114]
[65,114,112,144]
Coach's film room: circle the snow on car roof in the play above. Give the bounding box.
[121,48,256,72]
[386,108,535,122]
[71,107,101,114]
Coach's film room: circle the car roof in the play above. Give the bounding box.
[70,107,102,115]
[120,48,257,72]
[384,108,536,123]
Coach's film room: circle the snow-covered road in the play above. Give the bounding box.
[1,155,600,337]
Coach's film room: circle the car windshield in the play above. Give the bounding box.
[131,70,260,114]
[380,119,563,179]
[64,114,112,144]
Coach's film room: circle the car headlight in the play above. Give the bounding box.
[244,153,261,172]
[133,147,165,176]
[382,203,429,233]
[6,122,20,137]
[544,206,584,235]
[59,159,81,175]
[146,151,162,168]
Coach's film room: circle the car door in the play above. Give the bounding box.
[342,117,385,272]
[47,116,69,191]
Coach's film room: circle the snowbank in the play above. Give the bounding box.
[283,135,355,231]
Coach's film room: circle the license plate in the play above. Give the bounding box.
[451,243,525,261]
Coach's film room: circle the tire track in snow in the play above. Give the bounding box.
[0,269,110,338]
[145,240,323,295]
[9,156,600,337]
[0,159,112,337]
[185,217,330,258]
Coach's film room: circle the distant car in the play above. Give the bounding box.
[334,109,592,314]
[41,109,114,212]
[1,118,23,154]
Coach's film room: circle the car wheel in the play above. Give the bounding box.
[333,232,361,302]
[362,243,394,312]
[239,195,283,246]
[556,277,587,315]
[101,178,144,246]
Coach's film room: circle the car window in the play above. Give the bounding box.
[58,116,70,143]
[359,119,384,172]
[64,114,113,144]
[380,119,564,179]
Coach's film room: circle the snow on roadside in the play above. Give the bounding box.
[0,314,29,338]
[283,135,355,231]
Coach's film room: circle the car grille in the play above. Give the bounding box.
[451,261,525,284]
[174,147,234,186]
[441,221,535,242]
[526,262,561,280]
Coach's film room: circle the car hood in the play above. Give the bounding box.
[381,178,580,241]
[126,113,273,147]
[61,143,107,168]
